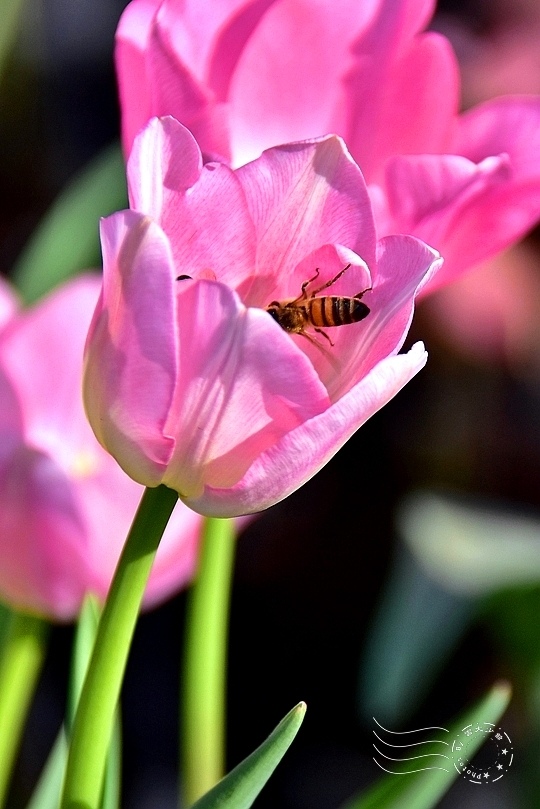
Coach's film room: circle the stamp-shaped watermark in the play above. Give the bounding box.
[373,717,513,785]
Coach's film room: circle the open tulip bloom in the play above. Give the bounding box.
[83,117,442,518]
[116,0,540,294]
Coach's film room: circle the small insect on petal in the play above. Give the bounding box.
[266,264,371,347]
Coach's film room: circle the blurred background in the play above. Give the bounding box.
[2,0,540,807]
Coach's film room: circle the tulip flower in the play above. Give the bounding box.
[0,275,201,620]
[115,0,540,294]
[423,243,540,370]
[83,116,441,517]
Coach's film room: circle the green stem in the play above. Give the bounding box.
[181,517,236,806]
[60,484,178,809]
[0,611,48,808]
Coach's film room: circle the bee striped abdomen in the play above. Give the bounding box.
[306,296,368,327]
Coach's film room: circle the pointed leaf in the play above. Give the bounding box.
[191,702,306,809]
[68,595,100,729]
[26,596,121,809]
[25,730,68,809]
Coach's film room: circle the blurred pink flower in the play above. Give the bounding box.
[114,0,540,295]
[436,1,540,106]
[115,0,540,295]
[422,242,540,371]
[412,2,540,369]
[0,275,201,620]
[83,117,441,517]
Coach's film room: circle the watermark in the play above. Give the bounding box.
[373,717,513,785]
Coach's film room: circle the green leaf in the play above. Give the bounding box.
[399,490,540,595]
[0,0,26,82]
[359,547,475,725]
[0,613,48,809]
[0,603,13,652]
[68,595,101,729]
[25,730,68,809]
[191,702,306,809]
[341,682,511,809]
[25,596,122,809]
[12,143,127,304]
[24,599,101,809]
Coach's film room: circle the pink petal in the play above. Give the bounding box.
[285,243,372,303]
[227,0,379,166]
[185,342,428,516]
[0,445,92,620]
[453,97,540,264]
[84,212,176,485]
[116,0,235,160]
[0,363,24,461]
[0,278,18,331]
[457,97,540,168]
[128,116,203,215]
[226,0,457,173]
[129,117,257,291]
[322,236,441,401]
[163,279,330,498]
[422,244,540,368]
[384,152,514,293]
[0,271,203,618]
[0,276,103,465]
[236,136,376,303]
[345,31,458,184]
[157,0,262,84]
[115,0,160,156]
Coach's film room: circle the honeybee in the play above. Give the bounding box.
[266,264,371,347]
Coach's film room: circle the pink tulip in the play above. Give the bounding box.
[423,243,540,370]
[115,0,540,294]
[0,275,201,620]
[83,117,442,517]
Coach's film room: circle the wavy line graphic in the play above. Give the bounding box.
[372,730,449,748]
[373,744,451,763]
[373,758,452,775]
[372,716,453,775]
[373,717,450,735]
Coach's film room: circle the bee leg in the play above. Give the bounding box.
[290,268,322,304]
[314,327,334,347]
[309,263,352,296]
[354,285,372,300]
[297,330,339,369]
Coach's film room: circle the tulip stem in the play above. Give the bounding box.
[0,610,48,808]
[181,516,236,806]
[60,484,178,809]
